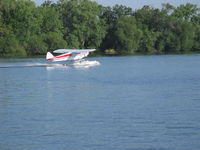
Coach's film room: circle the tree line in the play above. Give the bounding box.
[0,0,200,57]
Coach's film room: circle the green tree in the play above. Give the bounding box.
[113,16,142,54]
[156,20,195,52]
[11,1,38,45]
[100,4,133,51]
[0,0,26,57]
[139,28,159,53]
[0,32,26,57]
[134,5,168,32]
[26,35,48,55]
[39,3,67,51]
[156,30,178,52]
[193,25,200,51]
[101,4,133,25]
[162,3,175,15]
[191,14,200,51]
[172,3,199,21]
[59,0,106,49]
[42,32,67,51]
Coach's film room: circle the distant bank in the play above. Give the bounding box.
[0,0,199,58]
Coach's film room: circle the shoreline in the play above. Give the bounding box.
[0,51,200,59]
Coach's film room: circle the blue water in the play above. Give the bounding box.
[0,55,200,150]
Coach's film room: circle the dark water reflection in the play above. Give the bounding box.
[0,55,200,150]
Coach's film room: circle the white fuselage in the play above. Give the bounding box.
[46,51,90,62]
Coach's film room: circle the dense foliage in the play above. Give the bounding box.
[0,0,200,57]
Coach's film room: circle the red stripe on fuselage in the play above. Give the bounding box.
[46,53,72,61]
[47,58,53,61]
[55,53,72,59]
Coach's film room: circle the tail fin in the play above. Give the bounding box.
[46,52,54,61]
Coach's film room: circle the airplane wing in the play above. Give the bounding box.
[53,49,96,54]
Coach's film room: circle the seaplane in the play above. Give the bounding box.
[46,49,99,68]
[46,49,96,62]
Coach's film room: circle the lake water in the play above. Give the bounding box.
[0,55,200,150]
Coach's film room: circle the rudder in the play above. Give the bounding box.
[46,52,54,61]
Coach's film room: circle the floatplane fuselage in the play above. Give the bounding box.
[46,49,96,62]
